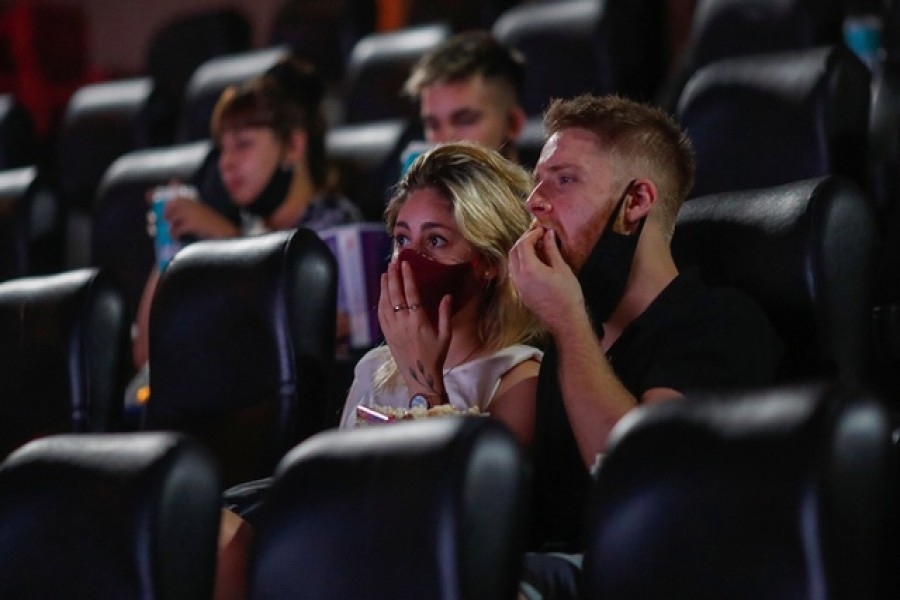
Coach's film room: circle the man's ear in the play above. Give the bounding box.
[624,179,656,231]
[506,106,527,142]
[283,129,308,166]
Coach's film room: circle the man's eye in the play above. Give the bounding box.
[454,113,481,127]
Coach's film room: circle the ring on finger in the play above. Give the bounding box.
[393,304,408,312]
[408,303,420,311]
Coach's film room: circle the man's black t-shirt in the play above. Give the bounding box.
[530,267,783,550]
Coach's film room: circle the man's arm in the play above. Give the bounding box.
[509,227,643,466]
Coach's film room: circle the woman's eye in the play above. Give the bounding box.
[393,235,409,248]
[427,235,447,248]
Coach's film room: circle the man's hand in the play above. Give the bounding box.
[509,226,586,337]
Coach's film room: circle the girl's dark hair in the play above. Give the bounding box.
[211,57,328,187]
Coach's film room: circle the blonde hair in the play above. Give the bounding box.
[375,141,541,390]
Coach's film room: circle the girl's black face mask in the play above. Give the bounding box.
[396,248,481,326]
[246,163,293,218]
[577,179,645,332]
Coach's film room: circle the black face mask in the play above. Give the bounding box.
[577,179,645,334]
[246,163,293,218]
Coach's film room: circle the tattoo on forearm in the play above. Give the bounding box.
[410,360,438,392]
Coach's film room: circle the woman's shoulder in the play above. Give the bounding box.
[455,344,542,379]
[483,344,543,366]
[353,345,392,376]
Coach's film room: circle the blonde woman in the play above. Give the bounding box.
[339,141,543,446]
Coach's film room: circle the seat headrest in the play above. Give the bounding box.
[343,23,451,124]
[0,268,129,458]
[677,45,870,197]
[0,431,221,598]
[584,384,894,598]
[673,175,878,386]
[91,140,212,313]
[178,45,292,143]
[146,228,337,485]
[250,417,528,600]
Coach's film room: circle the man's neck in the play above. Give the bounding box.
[601,233,678,350]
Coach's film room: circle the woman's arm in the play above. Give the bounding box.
[487,358,540,447]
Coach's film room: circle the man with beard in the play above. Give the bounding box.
[509,94,783,598]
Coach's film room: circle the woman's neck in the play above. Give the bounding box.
[265,166,316,230]
[446,302,484,368]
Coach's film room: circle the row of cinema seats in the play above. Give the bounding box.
[0,227,338,489]
[0,0,895,268]
[0,0,675,273]
[0,417,526,599]
[0,172,880,494]
[0,377,894,598]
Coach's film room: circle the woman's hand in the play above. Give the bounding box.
[378,259,452,402]
[164,196,240,239]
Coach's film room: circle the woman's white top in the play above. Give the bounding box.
[339,344,543,429]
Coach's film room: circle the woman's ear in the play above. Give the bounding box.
[483,262,500,282]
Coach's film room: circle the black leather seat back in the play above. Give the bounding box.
[176,46,291,143]
[677,45,870,198]
[0,166,38,282]
[142,8,252,147]
[325,118,413,221]
[145,228,337,487]
[0,94,37,169]
[673,176,878,387]
[493,0,610,115]
[56,78,153,214]
[250,417,529,600]
[659,0,845,110]
[0,431,221,599]
[90,140,217,318]
[583,384,895,599]
[343,23,451,124]
[0,268,129,459]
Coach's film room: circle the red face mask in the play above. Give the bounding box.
[396,248,481,326]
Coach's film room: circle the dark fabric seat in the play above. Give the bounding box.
[144,228,337,488]
[342,23,451,124]
[0,431,221,599]
[0,268,130,459]
[582,383,895,599]
[672,175,878,389]
[176,45,292,143]
[249,416,529,600]
[677,45,871,199]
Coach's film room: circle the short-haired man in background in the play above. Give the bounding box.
[404,30,527,163]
